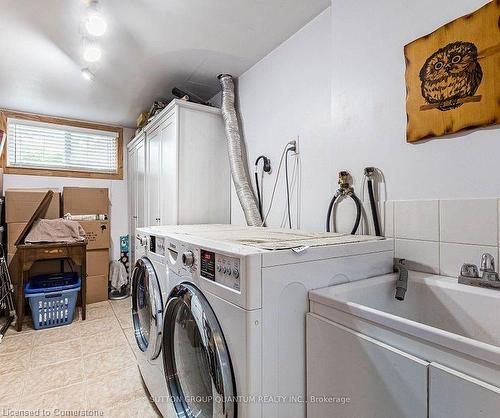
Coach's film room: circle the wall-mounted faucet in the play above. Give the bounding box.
[394,258,408,301]
[458,253,500,289]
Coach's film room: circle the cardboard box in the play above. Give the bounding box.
[5,189,60,223]
[79,220,110,250]
[7,222,27,254]
[63,187,109,216]
[86,249,110,278]
[87,274,108,304]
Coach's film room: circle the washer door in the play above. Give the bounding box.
[163,283,236,418]
[131,257,163,360]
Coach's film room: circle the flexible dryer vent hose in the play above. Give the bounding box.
[218,74,262,226]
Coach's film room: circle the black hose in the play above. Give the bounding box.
[326,193,338,232]
[350,193,362,235]
[254,171,263,220]
[326,192,362,235]
[367,178,381,236]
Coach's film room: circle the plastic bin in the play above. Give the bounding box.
[25,272,81,330]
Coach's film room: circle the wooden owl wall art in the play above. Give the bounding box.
[404,0,499,142]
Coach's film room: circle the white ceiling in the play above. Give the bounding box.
[0,0,329,127]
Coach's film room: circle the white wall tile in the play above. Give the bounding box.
[384,201,394,238]
[394,200,439,241]
[440,199,498,246]
[440,243,498,277]
[395,239,439,274]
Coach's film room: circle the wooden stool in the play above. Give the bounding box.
[15,241,87,331]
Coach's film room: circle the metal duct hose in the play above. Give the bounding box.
[218,74,262,226]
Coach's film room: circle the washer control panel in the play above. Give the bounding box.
[149,235,165,256]
[200,249,240,291]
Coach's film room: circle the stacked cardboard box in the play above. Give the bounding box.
[63,187,110,304]
[5,189,62,281]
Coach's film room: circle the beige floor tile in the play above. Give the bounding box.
[86,304,114,321]
[24,358,84,397]
[81,328,128,356]
[115,310,133,329]
[21,382,88,414]
[123,327,142,359]
[106,396,161,417]
[0,332,35,355]
[79,316,120,338]
[0,397,19,410]
[0,350,31,376]
[110,297,132,314]
[30,338,81,368]
[110,297,131,309]
[83,345,134,379]
[87,301,111,309]
[85,366,145,410]
[33,322,81,347]
[0,370,25,405]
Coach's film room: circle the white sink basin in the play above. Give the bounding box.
[309,271,500,365]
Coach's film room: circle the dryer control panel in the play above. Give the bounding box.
[200,249,240,291]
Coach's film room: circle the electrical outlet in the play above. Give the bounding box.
[289,136,299,155]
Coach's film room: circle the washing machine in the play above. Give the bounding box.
[139,224,394,418]
[131,231,175,417]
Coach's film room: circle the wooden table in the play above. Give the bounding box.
[15,241,87,331]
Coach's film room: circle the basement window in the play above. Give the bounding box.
[5,115,123,179]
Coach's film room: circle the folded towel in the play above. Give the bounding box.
[24,218,86,244]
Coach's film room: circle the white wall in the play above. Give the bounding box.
[232,2,500,231]
[4,128,134,260]
[232,8,333,228]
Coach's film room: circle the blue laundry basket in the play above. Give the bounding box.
[25,272,81,330]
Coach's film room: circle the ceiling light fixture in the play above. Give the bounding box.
[83,45,102,62]
[81,68,95,81]
[85,12,107,37]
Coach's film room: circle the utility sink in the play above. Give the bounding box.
[309,271,500,365]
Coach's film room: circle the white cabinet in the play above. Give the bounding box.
[146,125,162,226]
[128,132,146,263]
[128,99,230,250]
[306,314,429,418]
[429,363,500,418]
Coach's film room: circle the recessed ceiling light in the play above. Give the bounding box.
[83,45,102,62]
[85,13,107,37]
[81,68,95,81]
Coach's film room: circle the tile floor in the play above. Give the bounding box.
[0,297,161,417]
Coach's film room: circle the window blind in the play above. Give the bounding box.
[7,118,118,173]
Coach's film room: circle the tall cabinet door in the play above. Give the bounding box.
[159,113,178,226]
[147,127,161,226]
[429,363,500,418]
[136,139,145,229]
[127,146,137,262]
[128,134,146,264]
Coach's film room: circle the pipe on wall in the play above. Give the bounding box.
[218,74,262,226]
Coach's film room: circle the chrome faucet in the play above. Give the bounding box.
[458,253,499,289]
[480,253,497,281]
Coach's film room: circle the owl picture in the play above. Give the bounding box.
[419,41,483,111]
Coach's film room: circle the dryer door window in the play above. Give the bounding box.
[131,257,163,359]
[163,283,236,418]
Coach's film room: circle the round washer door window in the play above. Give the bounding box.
[131,257,163,358]
[163,283,236,418]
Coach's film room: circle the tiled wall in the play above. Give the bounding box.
[385,199,500,277]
